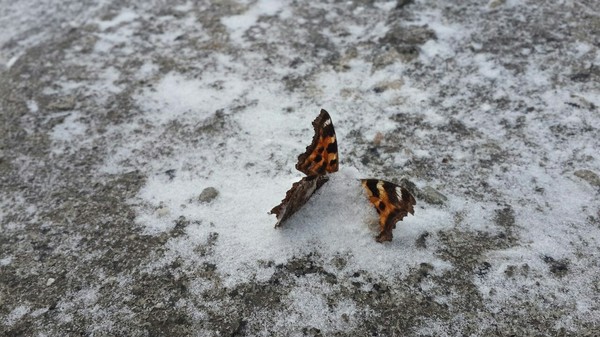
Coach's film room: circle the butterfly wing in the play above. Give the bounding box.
[296,109,339,176]
[270,109,338,227]
[361,179,416,242]
[270,175,329,227]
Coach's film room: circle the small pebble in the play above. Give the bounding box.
[199,187,219,203]
[46,278,56,286]
[47,96,76,111]
[574,170,600,188]
[156,206,170,217]
[420,186,447,205]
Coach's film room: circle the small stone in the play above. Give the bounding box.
[574,170,600,188]
[418,262,434,278]
[165,169,176,180]
[504,265,516,277]
[372,132,384,145]
[172,216,189,236]
[156,205,170,217]
[380,25,436,48]
[488,0,506,8]
[46,278,56,286]
[475,261,492,277]
[373,79,404,94]
[372,49,403,69]
[420,186,447,205]
[199,187,219,203]
[542,255,569,277]
[47,95,76,111]
[415,231,429,249]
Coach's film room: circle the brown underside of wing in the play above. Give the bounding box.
[270,175,329,228]
[296,109,339,176]
[361,179,416,243]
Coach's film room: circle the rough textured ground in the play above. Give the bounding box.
[1,0,600,336]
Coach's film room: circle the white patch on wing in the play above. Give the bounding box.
[396,187,403,200]
[376,180,385,194]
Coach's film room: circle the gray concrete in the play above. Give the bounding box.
[1,0,599,336]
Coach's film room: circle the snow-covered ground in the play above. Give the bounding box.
[1,0,599,336]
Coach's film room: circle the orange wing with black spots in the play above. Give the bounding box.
[270,109,338,228]
[361,179,416,243]
[296,109,339,176]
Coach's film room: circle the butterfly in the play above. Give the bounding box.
[269,109,416,242]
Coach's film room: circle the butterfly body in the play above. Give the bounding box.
[270,109,416,242]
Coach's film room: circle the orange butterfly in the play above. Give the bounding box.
[270,109,416,242]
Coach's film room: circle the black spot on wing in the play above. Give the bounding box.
[402,188,416,206]
[296,109,333,175]
[326,142,337,153]
[317,164,326,175]
[329,159,337,167]
[315,154,322,163]
[323,123,335,137]
[388,210,400,228]
[382,181,400,204]
[378,202,386,211]
[365,179,379,198]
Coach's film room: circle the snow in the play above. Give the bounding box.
[0,256,12,266]
[280,278,360,332]
[2,0,600,335]
[96,9,138,31]
[25,100,38,113]
[137,159,453,287]
[221,0,285,44]
[135,71,245,125]
[6,53,22,68]
[50,111,87,143]
[4,305,30,327]
[0,0,111,68]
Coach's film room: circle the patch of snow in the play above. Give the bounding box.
[96,9,139,31]
[413,149,431,158]
[221,0,284,44]
[137,61,159,79]
[133,100,455,286]
[6,53,22,68]
[4,305,30,326]
[135,71,246,125]
[420,39,455,60]
[0,256,13,266]
[94,26,137,55]
[50,111,87,143]
[374,1,398,11]
[276,277,359,332]
[173,2,194,12]
[30,307,49,318]
[26,99,39,113]
[474,53,503,79]
[97,66,123,94]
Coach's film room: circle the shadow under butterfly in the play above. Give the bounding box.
[269,109,416,243]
